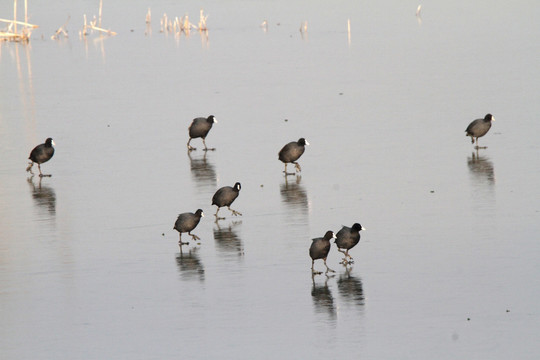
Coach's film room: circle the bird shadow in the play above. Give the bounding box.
[176,247,205,282]
[188,150,217,190]
[27,175,56,215]
[213,220,244,259]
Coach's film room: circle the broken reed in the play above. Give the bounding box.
[0,0,37,42]
[80,0,117,38]
[158,9,208,36]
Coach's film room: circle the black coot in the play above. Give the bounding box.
[465,114,494,148]
[187,115,217,151]
[278,138,309,175]
[335,223,366,264]
[309,230,336,274]
[212,182,242,219]
[26,138,55,177]
[174,209,204,247]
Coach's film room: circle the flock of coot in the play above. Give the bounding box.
[26,113,494,274]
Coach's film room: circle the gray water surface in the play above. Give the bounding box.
[2,1,540,359]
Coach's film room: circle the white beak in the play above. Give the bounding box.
[52,140,56,146]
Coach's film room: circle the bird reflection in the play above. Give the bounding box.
[311,274,336,319]
[467,150,495,185]
[188,150,217,190]
[280,176,308,211]
[213,221,244,259]
[27,176,56,215]
[176,248,204,282]
[337,266,365,307]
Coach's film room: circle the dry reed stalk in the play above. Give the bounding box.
[146,8,151,24]
[88,24,116,36]
[0,18,38,28]
[416,5,422,25]
[13,0,17,34]
[299,21,308,33]
[181,15,192,34]
[173,17,178,33]
[198,9,207,31]
[98,0,103,27]
[160,13,167,33]
[80,14,88,37]
[347,18,351,45]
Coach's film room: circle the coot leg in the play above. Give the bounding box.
[474,138,487,149]
[283,163,296,176]
[228,206,242,217]
[323,258,335,273]
[178,233,190,247]
[37,164,52,177]
[214,208,225,220]
[202,138,215,151]
[187,138,196,151]
[311,260,322,275]
[337,248,350,264]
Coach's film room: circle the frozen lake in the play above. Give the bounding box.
[2,1,540,358]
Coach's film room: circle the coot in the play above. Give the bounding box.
[335,223,366,264]
[309,230,336,274]
[187,115,217,151]
[26,138,55,177]
[278,138,309,175]
[465,114,494,148]
[212,182,242,219]
[174,209,204,247]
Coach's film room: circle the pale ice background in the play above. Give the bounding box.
[1,0,540,359]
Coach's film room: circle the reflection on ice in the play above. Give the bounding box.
[27,176,56,216]
[188,150,217,190]
[176,248,204,282]
[337,266,365,307]
[311,274,336,320]
[213,221,244,259]
[467,150,495,185]
[280,175,308,211]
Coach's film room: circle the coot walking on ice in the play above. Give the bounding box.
[187,115,217,151]
[278,138,309,175]
[26,138,55,177]
[174,209,204,247]
[212,182,242,219]
[335,223,366,264]
[465,114,494,148]
[309,230,336,274]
